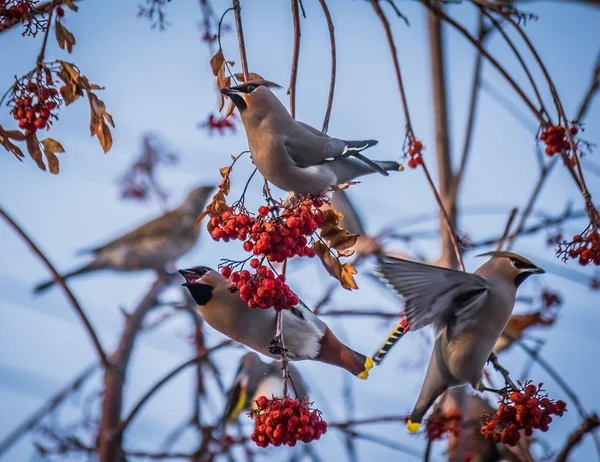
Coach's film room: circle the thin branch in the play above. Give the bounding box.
[496,207,518,251]
[0,363,98,456]
[0,206,109,368]
[117,340,232,435]
[370,0,415,132]
[319,309,399,318]
[450,12,487,199]
[232,0,249,81]
[36,0,56,65]
[575,50,600,122]
[421,0,545,124]
[555,414,600,462]
[317,0,336,133]
[288,0,302,119]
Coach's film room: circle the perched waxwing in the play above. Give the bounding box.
[220,79,400,196]
[33,185,215,294]
[178,266,374,379]
[220,352,308,425]
[373,251,545,433]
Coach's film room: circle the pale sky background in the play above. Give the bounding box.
[1,0,599,461]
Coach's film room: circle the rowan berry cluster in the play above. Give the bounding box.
[0,0,47,36]
[10,79,62,134]
[557,227,600,266]
[199,113,236,135]
[249,396,327,448]
[480,382,566,446]
[407,140,424,168]
[221,264,298,311]
[425,409,462,441]
[540,125,577,157]
[209,197,324,262]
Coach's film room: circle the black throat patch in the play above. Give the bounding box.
[229,93,247,112]
[185,283,214,306]
[514,272,533,288]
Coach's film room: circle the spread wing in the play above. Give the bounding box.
[375,255,489,333]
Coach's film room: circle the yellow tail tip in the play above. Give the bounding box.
[357,356,374,380]
[407,419,420,433]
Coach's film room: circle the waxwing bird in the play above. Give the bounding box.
[220,352,308,425]
[33,185,215,294]
[373,251,545,433]
[179,266,374,379]
[220,79,400,196]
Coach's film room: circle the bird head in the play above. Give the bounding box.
[184,185,216,211]
[220,79,283,114]
[476,251,545,288]
[179,266,223,305]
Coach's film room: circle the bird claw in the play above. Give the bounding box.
[268,338,288,356]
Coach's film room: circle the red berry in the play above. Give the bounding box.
[56,5,65,17]
[220,266,232,278]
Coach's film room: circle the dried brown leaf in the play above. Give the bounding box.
[64,83,82,105]
[63,0,78,11]
[329,232,359,251]
[97,120,113,153]
[321,209,344,228]
[224,99,236,118]
[55,21,76,53]
[340,264,359,290]
[195,209,211,228]
[210,49,225,76]
[25,132,46,171]
[0,127,25,160]
[41,137,64,174]
[319,224,341,240]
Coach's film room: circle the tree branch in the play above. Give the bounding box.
[555,414,600,462]
[575,49,600,122]
[0,206,109,368]
[232,0,249,81]
[288,0,302,118]
[317,0,336,133]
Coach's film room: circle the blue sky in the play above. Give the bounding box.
[1,0,599,460]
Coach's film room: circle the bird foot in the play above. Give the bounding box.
[268,338,288,356]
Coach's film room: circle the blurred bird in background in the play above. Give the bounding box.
[179,266,374,379]
[220,351,308,426]
[33,185,215,294]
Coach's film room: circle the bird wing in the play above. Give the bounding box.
[84,208,191,255]
[284,124,343,167]
[375,255,489,333]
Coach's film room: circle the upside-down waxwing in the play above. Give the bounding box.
[220,351,308,425]
[178,266,374,379]
[220,79,400,196]
[33,185,215,294]
[373,251,545,433]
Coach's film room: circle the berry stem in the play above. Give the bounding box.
[36,0,56,67]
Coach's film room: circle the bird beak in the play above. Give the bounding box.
[178,268,199,285]
[220,87,240,97]
[526,267,546,274]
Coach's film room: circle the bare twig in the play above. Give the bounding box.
[288,0,302,118]
[496,207,518,251]
[488,352,518,390]
[555,414,600,462]
[117,340,233,434]
[575,50,600,122]
[0,206,109,368]
[0,363,98,456]
[320,309,399,318]
[317,0,336,133]
[232,0,249,81]
[36,0,56,65]
[98,274,174,462]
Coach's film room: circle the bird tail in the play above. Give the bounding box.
[316,328,374,380]
[33,263,98,294]
[342,140,396,176]
[372,317,410,365]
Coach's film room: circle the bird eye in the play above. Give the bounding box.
[245,84,257,93]
[510,258,526,269]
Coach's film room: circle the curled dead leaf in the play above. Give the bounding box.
[210,49,225,76]
[63,0,78,11]
[0,126,25,160]
[329,232,359,251]
[25,132,46,171]
[41,138,65,174]
[321,209,344,228]
[55,21,76,53]
[340,264,358,290]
